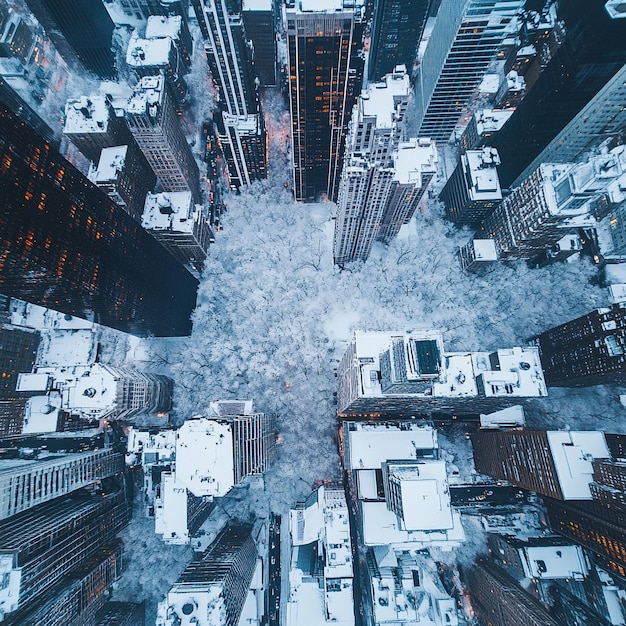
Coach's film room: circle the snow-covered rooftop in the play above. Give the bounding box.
[9,300,93,331]
[393,138,438,187]
[520,544,589,580]
[154,472,190,544]
[88,145,128,184]
[479,405,525,429]
[346,422,437,470]
[463,149,502,201]
[157,585,224,626]
[126,427,176,466]
[175,418,235,498]
[469,239,498,262]
[142,192,195,233]
[474,108,514,135]
[145,15,183,40]
[360,66,410,129]
[22,394,61,434]
[547,430,610,499]
[127,75,165,115]
[478,73,500,94]
[35,329,96,368]
[298,0,344,11]
[64,95,111,135]
[208,399,254,417]
[242,0,272,9]
[127,32,173,68]
[222,112,261,133]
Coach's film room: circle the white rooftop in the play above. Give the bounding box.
[125,427,176,466]
[154,472,191,544]
[360,67,410,129]
[127,32,173,68]
[475,108,514,134]
[393,139,438,187]
[36,329,96,368]
[157,585,224,626]
[175,418,235,498]
[64,95,110,135]
[242,0,272,9]
[470,239,498,262]
[298,0,344,11]
[479,73,500,94]
[145,15,183,40]
[9,300,93,330]
[127,75,165,115]
[22,394,61,434]
[464,149,502,201]
[520,544,589,580]
[479,405,525,429]
[346,422,437,470]
[142,192,195,233]
[89,145,128,183]
[547,430,610,499]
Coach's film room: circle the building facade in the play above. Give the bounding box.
[286,0,365,202]
[242,0,276,86]
[413,0,523,142]
[192,0,267,189]
[533,303,626,387]
[368,0,430,82]
[157,524,258,626]
[0,102,199,337]
[23,0,117,78]
[126,75,201,202]
[0,324,39,401]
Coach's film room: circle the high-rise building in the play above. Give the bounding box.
[479,149,626,260]
[0,448,124,520]
[466,558,562,626]
[192,0,267,189]
[0,324,39,401]
[23,0,117,79]
[368,0,430,82]
[471,429,610,499]
[88,144,157,222]
[333,67,438,264]
[142,191,213,270]
[439,148,502,225]
[413,0,523,142]
[485,0,626,189]
[64,95,133,163]
[533,303,626,387]
[3,541,124,626]
[145,14,193,71]
[337,330,546,418]
[0,102,199,337]
[96,602,146,626]
[0,400,27,437]
[126,75,201,201]
[242,0,276,86]
[0,483,130,619]
[286,0,365,202]
[157,524,258,626]
[174,401,276,498]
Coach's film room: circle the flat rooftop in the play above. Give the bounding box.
[360,67,410,129]
[64,95,110,135]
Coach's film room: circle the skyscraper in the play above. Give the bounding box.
[333,67,438,264]
[157,524,258,626]
[23,0,117,79]
[286,0,365,202]
[0,324,39,402]
[486,0,626,189]
[466,558,562,626]
[533,303,626,387]
[0,102,199,337]
[368,0,430,82]
[126,75,201,202]
[242,0,276,86]
[413,0,523,142]
[192,0,267,189]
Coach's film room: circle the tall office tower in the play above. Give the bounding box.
[413,0,523,143]
[126,31,189,110]
[0,448,124,520]
[533,303,626,387]
[157,524,258,626]
[0,103,199,337]
[459,109,513,154]
[286,0,365,202]
[333,68,439,262]
[606,433,626,460]
[142,191,213,269]
[64,95,133,163]
[0,400,26,437]
[175,401,276,497]
[88,144,157,221]
[337,330,546,418]
[368,0,430,82]
[471,429,610,499]
[23,0,117,79]
[0,4,38,63]
[145,15,193,71]
[486,0,626,189]
[0,483,130,619]
[479,149,626,261]
[3,541,124,626]
[192,0,267,190]
[466,559,562,626]
[0,324,39,401]
[126,75,201,202]
[242,0,276,86]
[96,602,146,626]
[439,147,502,225]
